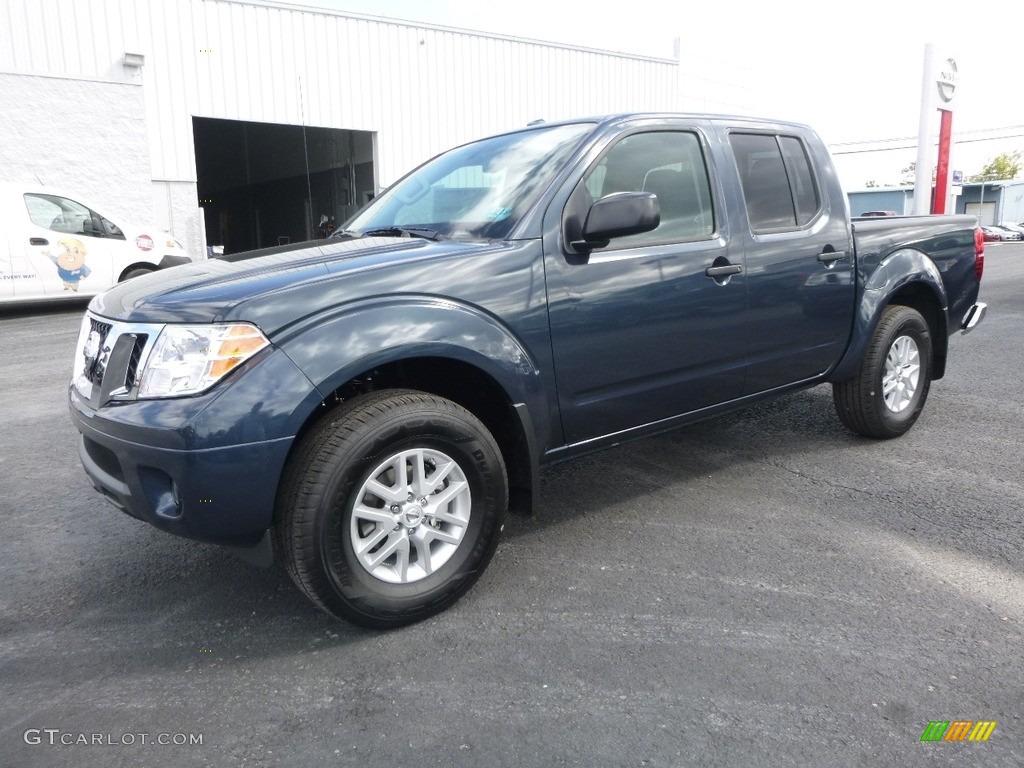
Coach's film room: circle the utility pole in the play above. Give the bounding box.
[975,173,999,226]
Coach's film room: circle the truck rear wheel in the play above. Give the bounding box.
[276,390,508,628]
[832,305,932,439]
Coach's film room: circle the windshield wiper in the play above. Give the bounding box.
[328,229,359,240]
[359,227,448,241]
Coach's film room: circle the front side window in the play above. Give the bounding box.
[730,133,821,233]
[23,193,125,239]
[571,131,715,249]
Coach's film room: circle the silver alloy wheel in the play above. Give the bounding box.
[882,334,920,413]
[350,448,471,584]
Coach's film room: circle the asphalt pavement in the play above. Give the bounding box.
[1,243,1022,767]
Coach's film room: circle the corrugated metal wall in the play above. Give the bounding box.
[0,0,149,81]
[1,0,680,248]
[846,189,914,217]
[150,0,680,185]
[3,0,679,183]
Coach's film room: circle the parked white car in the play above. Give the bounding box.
[0,183,201,304]
[998,222,1024,239]
[981,225,1021,242]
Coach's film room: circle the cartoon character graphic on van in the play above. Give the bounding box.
[44,237,91,291]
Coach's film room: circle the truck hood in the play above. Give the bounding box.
[87,236,500,329]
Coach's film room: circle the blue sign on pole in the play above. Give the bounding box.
[952,170,964,185]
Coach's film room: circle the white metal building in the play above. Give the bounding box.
[0,0,681,255]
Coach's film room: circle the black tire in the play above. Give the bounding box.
[832,305,932,439]
[120,267,154,281]
[276,389,508,628]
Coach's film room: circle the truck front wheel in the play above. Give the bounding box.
[276,390,508,628]
[832,305,932,439]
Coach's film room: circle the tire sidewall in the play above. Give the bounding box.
[312,404,505,624]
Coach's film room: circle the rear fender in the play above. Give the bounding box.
[829,248,948,382]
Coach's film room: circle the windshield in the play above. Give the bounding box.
[343,122,595,240]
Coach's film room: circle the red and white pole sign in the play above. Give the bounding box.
[913,44,958,215]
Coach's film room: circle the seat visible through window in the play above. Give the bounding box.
[643,169,686,219]
[569,130,715,249]
[743,157,796,231]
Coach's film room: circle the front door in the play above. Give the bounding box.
[21,192,118,296]
[544,127,748,445]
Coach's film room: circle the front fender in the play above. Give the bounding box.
[829,248,948,382]
[275,295,549,428]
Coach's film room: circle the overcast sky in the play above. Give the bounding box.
[280,0,1022,189]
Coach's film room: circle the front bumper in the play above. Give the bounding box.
[71,397,293,547]
[68,315,323,549]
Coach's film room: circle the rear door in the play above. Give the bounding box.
[544,122,748,445]
[725,129,855,393]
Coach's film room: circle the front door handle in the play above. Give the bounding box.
[30,237,48,246]
[705,264,743,278]
[817,250,846,265]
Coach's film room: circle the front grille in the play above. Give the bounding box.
[125,334,149,388]
[83,318,113,386]
[72,313,165,404]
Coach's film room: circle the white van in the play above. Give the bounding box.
[0,183,202,304]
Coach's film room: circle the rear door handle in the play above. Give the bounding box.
[817,250,845,265]
[30,237,48,246]
[705,264,743,278]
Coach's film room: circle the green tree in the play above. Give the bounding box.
[969,151,1022,182]
[900,162,936,187]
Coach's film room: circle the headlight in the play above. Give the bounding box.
[138,323,270,398]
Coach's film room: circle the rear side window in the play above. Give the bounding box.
[730,133,820,233]
[779,136,819,224]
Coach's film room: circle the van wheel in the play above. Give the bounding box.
[120,267,154,281]
[832,305,932,438]
[276,390,508,628]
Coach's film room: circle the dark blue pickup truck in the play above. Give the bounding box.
[69,114,987,628]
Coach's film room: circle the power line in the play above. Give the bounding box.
[829,126,1024,155]
[832,135,1024,155]
[830,125,1024,148]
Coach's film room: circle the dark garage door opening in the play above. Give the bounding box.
[193,117,376,254]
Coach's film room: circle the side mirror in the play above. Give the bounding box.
[572,191,660,252]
